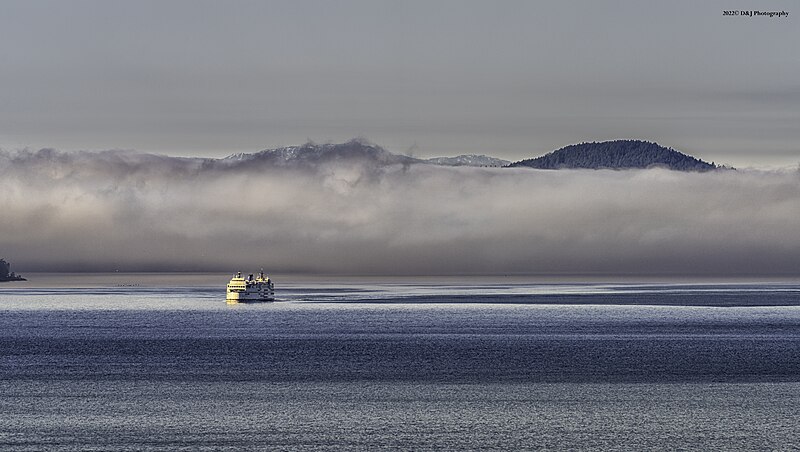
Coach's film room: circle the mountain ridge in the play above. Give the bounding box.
[220,140,509,168]
[221,139,720,171]
[3,139,724,172]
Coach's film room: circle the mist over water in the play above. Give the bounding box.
[2,148,799,275]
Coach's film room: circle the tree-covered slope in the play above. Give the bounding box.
[509,140,717,171]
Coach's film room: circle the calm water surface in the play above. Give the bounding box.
[2,274,800,450]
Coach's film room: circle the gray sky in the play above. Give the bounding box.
[1,0,798,167]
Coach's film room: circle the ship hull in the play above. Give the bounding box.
[226,292,274,303]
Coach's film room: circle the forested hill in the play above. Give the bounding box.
[508,140,718,171]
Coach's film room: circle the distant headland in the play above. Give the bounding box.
[0,258,26,282]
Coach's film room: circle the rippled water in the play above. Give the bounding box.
[2,274,800,450]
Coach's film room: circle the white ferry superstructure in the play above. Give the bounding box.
[226,270,275,302]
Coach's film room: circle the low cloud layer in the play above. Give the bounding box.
[2,148,799,276]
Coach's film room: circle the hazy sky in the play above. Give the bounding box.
[1,0,798,167]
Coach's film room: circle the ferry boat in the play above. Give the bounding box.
[226,270,274,302]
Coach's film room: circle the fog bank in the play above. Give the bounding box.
[2,149,799,276]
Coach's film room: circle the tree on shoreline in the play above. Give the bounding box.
[0,258,24,281]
